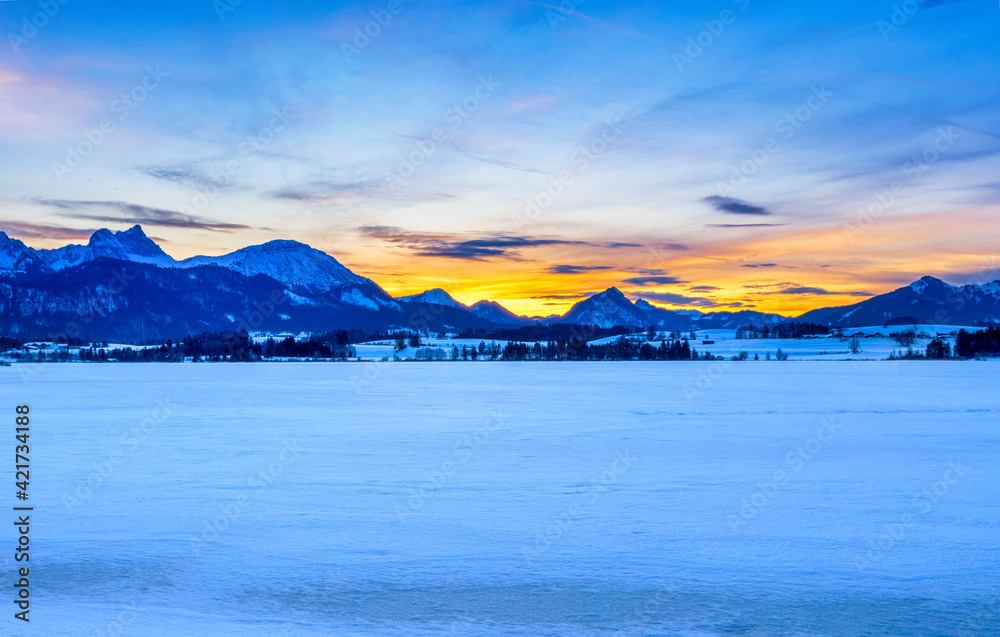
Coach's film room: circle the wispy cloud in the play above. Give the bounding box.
[358,225,640,261]
[532,291,600,301]
[0,221,94,241]
[139,165,217,189]
[706,223,792,228]
[547,264,614,275]
[703,196,771,216]
[32,199,252,232]
[771,286,872,297]
[622,275,686,286]
[633,292,726,308]
[524,0,660,41]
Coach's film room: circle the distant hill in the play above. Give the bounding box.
[796,276,1000,327]
[3,227,998,340]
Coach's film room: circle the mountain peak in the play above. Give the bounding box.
[86,226,169,259]
[255,239,312,251]
[909,276,951,295]
[176,239,391,302]
[596,287,626,299]
[88,228,115,245]
[398,288,467,309]
[122,224,148,237]
[0,231,50,275]
[634,299,656,310]
[468,299,532,325]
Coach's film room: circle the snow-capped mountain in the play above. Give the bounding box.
[39,225,176,271]
[556,289,788,331]
[689,310,788,330]
[559,288,642,328]
[796,276,1000,327]
[397,288,467,309]
[632,299,700,330]
[176,240,381,296]
[0,258,402,341]
[469,300,533,325]
[0,232,51,276]
[33,226,396,311]
[559,288,692,329]
[6,225,1000,339]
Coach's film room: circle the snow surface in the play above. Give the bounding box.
[0,231,47,274]
[176,240,369,293]
[3,363,998,636]
[39,225,177,271]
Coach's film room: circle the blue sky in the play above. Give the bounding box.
[1,0,998,313]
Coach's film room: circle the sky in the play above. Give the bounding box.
[1,0,998,316]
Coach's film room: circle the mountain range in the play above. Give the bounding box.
[1,226,998,341]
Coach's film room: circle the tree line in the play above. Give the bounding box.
[735,321,830,339]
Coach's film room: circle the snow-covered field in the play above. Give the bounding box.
[352,324,981,362]
[3,363,998,635]
[587,324,979,361]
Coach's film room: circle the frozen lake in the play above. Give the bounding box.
[3,362,999,636]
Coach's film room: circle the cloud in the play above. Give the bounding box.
[770,286,873,297]
[547,264,614,275]
[507,94,566,115]
[687,285,721,292]
[923,0,969,8]
[706,223,792,228]
[524,1,660,41]
[357,225,640,261]
[270,179,387,204]
[139,165,217,189]
[703,196,771,216]
[742,263,779,268]
[31,199,251,232]
[532,291,600,300]
[0,221,94,241]
[656,242,691,251]
[603,241,643,248]
[622,275,686,286]
[634,292,726,308]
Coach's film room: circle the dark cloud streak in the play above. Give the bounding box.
[32,199,251,232]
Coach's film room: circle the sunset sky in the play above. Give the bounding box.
[1,0,998,315]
